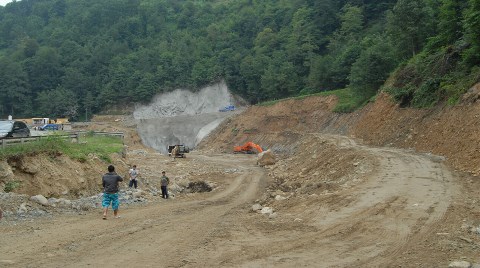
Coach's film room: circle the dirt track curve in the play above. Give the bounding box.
[0,134,461,267]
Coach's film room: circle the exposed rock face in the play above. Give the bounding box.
[461,82,480,104]
[133,81,232,118]
[133,81,242,153]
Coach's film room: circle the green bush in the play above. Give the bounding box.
[384,86,414,107]
[441,66,480,105]
[411,78,442,108]
[385,45,477,108]
[4,181,21,192]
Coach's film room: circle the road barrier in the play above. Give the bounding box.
[75,131,124,140]
[0,131,124,148]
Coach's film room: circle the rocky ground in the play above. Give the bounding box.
[1,85,480,267]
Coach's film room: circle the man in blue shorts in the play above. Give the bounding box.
[102,165,123,220]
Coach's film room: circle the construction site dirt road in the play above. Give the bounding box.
[1,133,477,267]
[2,89,480,267]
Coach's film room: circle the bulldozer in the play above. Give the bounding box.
[233,141,263,154]
[167,144,190,158]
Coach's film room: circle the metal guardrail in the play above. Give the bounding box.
[0,131,124,148]
[0,133,79,148]
[75,131,124,139]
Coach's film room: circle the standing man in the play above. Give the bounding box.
[102,165,123,219]
[160,171,170,199]
[128,165,139,189]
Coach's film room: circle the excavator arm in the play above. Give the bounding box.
[251,143,263,153]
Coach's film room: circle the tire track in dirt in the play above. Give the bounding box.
[200,134,458,267]
[0,156,266,268]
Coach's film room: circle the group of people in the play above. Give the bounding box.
[101,164,170,220]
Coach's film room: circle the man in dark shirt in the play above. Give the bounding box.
[102,165,123,220]
[160,171,170,199]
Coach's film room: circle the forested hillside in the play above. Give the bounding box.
[0,0,478,119]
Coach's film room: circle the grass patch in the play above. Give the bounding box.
[258,99,283,106]
[320,88,370,113]
[243,128,258,134]
[4,180,21,192]
[0,134,123,163]
[257,88,369,113]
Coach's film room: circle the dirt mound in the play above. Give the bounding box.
[187,181,213,193]
[260,135,375,199]
[0,153,128,199]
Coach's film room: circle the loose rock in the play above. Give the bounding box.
[31,195,49,206]
[449,261,471,268]
[252,203,262,212]
[260,207,273,215]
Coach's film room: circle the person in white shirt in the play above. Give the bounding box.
[128,165,139,189]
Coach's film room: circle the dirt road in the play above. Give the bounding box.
[0,134,474,267]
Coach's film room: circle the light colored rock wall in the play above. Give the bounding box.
[133,80,233,119]
[134,81,240,153]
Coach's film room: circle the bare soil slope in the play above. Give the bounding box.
[200,91,480,176]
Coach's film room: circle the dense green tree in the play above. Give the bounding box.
[438,0,465,45]
[261,51,300,99]
[313,4,364,90]
[387,0,433,59]
[0,58,32,117]
[36,87,78,118]
[287,6,319,75]
[349,35,397,96]
[135,72,158,102]
[22,38,39,58]
[0,0,477,117]
[427,0,465,49]
[463,0,480,66]
[24,46,63,93]
[240,54,266,102]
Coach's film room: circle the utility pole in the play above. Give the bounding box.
[85,107,87,122]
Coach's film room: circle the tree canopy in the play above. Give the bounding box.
[0,0,478,118]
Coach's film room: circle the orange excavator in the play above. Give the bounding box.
[233,142,263,154]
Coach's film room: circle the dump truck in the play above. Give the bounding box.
[167,144,190,158]
[233,141,263,154]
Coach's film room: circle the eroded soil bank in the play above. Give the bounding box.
[199,90,480,176]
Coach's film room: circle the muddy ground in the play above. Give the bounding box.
[1,89,480,267]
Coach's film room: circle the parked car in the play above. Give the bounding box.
[39,124,59,131]
[0,120,30,139]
